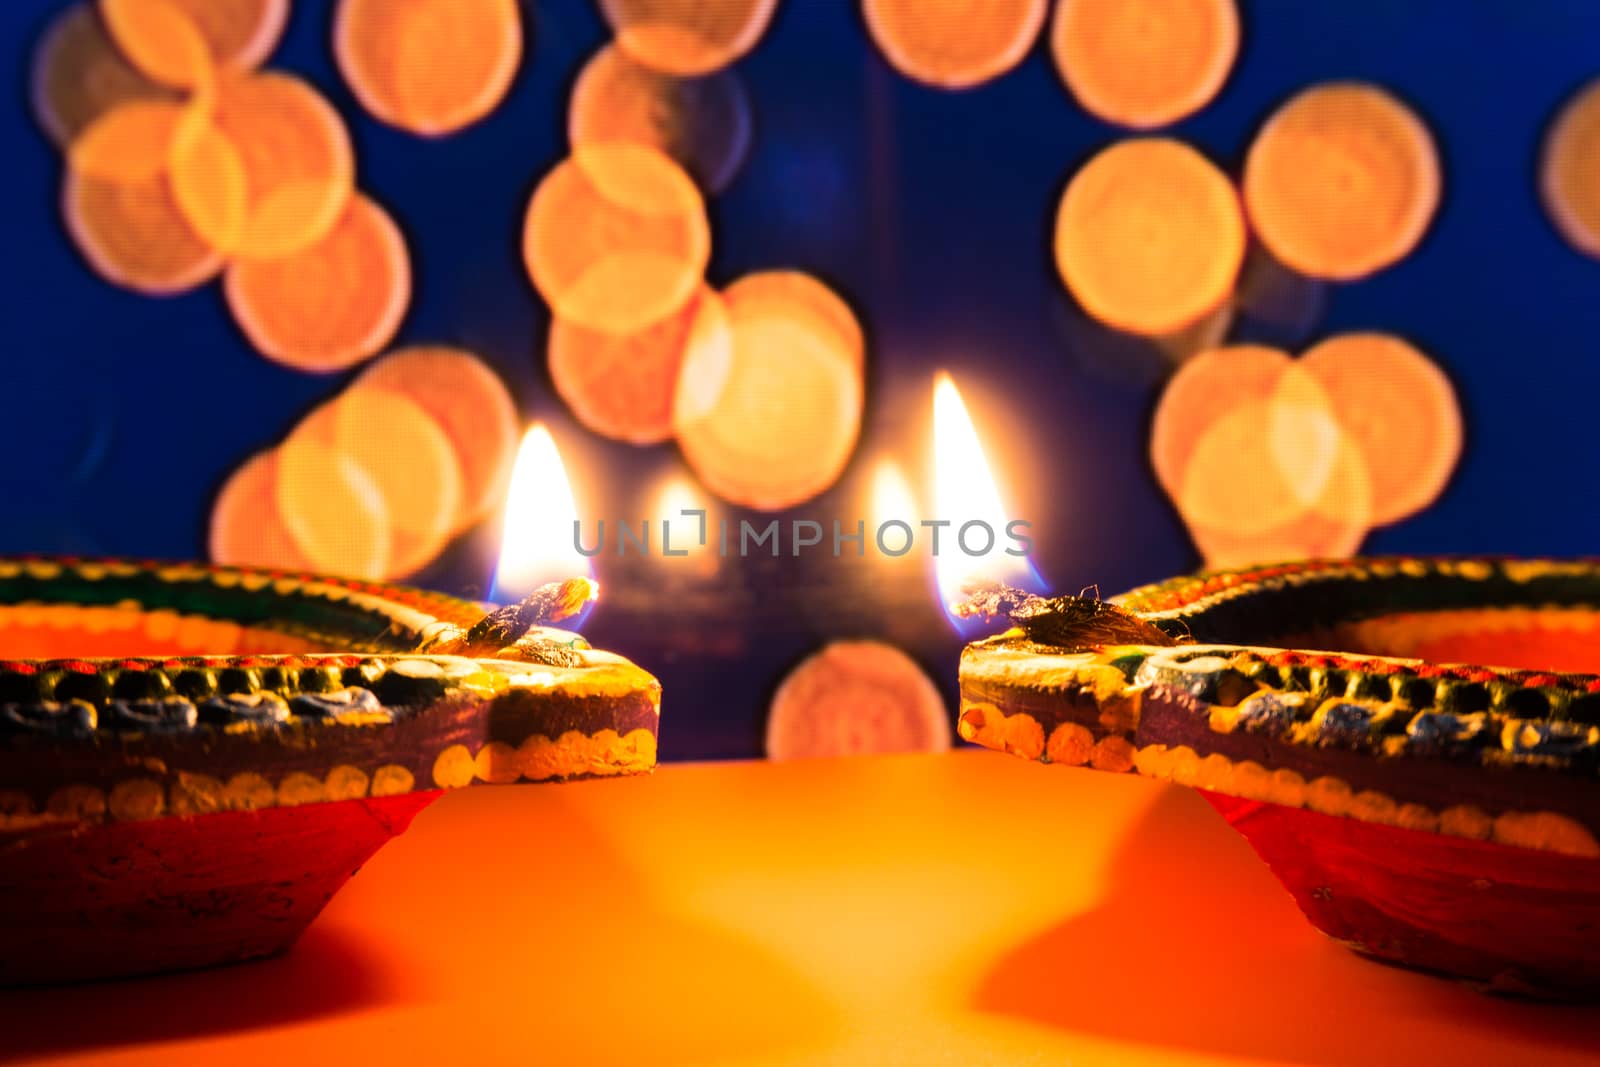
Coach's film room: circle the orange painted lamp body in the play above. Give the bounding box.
[958,558,1600,998]
[0,558,660,986]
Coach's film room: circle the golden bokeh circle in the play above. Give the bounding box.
[1056,138,1245,336]
[1244,82,1440,281]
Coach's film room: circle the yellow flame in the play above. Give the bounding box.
[652,475,718,574]
[933,373,1032,609]
[869,460,919,534]
[494,425,593,599]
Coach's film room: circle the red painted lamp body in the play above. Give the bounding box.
[0,558,661,985]
[959,558,1600,998]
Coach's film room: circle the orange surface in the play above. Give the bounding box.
[6,752,1598,1066]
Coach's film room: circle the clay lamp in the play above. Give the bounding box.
[957,558,1600,999]
[0,558,660,985]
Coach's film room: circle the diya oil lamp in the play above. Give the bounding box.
[924,375,1600,998]
[0,429,661,986]
[955,560,1600,998]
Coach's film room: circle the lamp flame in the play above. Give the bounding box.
[492,425,594,611]
[869,460,919,549]
[932,373,1040,623]
[653,474,717,576]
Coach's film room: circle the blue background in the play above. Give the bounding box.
[5,0,1600,757]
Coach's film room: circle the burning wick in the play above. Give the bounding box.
[956,580,1184,648]
[456,576,598,654]
[422,577,599,660]
[929,373,1045,638]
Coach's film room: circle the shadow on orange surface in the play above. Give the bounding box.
[356,786,842,1066]
[973,788,1600,1065]
[0,922,398,1063]
[0,783,840,1066]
